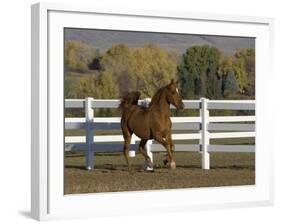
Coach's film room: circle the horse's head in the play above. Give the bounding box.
[166,79,184,110]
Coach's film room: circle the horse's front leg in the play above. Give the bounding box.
[163,130,175,165]
[154,133,176,169]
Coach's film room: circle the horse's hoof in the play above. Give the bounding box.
[163,159,168,166]
[145,166,154,172]
[170,161,176,169]
[144,160,154,171]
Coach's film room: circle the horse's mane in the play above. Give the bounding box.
[149,86,167,107]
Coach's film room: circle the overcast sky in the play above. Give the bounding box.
[65,28,255,54]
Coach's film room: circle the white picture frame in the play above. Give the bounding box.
[31,2,274,221]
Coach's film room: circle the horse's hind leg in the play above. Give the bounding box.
[138,139,153,170]
[122,132,132,171]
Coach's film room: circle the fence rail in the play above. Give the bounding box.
[65,98,255,170]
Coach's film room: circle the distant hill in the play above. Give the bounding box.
[65,28,255,54]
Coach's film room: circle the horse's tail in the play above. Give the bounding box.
[119,91,141,112]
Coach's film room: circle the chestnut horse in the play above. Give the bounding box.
[119,79,184,171]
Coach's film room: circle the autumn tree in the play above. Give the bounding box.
[98,71,119,98]
[99,44,134,94]
[219,48,255,96]
[76,74,101,98]
[65,40,100,72]
[74,73,119,117]
[131,44,177,97]
[234,48,255,96]
[100,44,177,98]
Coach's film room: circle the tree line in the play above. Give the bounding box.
[178,46,255,99]
[64,40,255,116]
[65,40,254,100]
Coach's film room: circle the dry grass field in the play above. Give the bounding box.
[64,151,255,194]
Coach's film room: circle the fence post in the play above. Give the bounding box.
[85,97,94,170]
[200,98,210,170]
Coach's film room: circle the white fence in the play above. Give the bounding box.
[65,98,255,170]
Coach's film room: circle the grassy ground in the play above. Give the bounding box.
[64,124,255,194]
[64,151,255,194]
